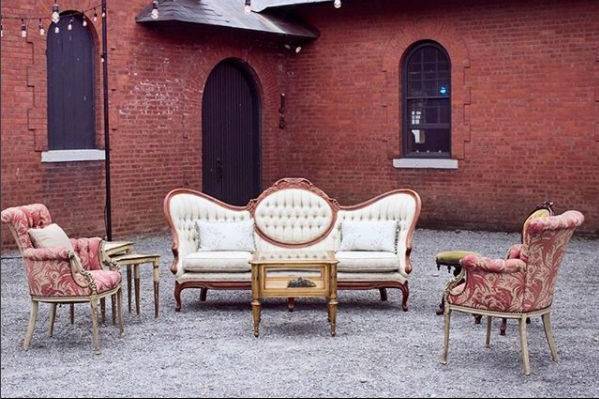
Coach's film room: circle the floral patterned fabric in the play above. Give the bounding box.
[1,204,116,298]
[448,211,584,313]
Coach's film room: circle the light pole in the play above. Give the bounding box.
[101,0,112,240]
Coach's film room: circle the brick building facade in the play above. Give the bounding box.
[1,0,598,249]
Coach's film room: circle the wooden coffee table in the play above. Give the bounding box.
[250,251,338,337]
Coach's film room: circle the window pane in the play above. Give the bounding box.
[406,128,451,155]
[404,42,451,157]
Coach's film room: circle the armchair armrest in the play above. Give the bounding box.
[22,247,71,261]
[461,254,526,274]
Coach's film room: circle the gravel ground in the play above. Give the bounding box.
[1,229,598,398]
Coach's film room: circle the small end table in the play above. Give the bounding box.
[250,251,338,337]
[111,253,161,318]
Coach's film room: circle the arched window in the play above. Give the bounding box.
[47,12,96,150]
[403,41,451,157]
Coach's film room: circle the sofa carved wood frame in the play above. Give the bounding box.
[164,178,421,312]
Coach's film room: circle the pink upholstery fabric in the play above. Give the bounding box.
[70,237,103,270]
[505,243,527,261]
[0,204,52,251]
[449,211,583,313]
[1,204,118,298]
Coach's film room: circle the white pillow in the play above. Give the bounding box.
[195,219,255,252]
[339,220,397,252]
[28,223,74,251]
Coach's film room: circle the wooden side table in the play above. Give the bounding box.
[250,251,338,337]
[111,253,161,318]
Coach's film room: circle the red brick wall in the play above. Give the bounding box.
[2,0,598,251]
[282,0,599,234]
[1,0,288,249]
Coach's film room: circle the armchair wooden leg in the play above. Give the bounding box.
[117,289,124,337]
[23,300,39,350]
[379,288,388,302]
[485,316,492,348]
[90,298,101,354]
[542,313,559,362]
[500,318,507,335]
[441,308,451,365]
[70,303,75,324]
[200,288,208,302]
[48,303,57,337]
[518,317,531,375]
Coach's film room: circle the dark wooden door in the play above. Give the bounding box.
[47,13,96,150]
[202,60,261,206]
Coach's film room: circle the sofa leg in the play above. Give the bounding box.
[379,288,388,302]
[174,283,182,312]
[399,282,409,311]
[500,318,507,335]
[200,288,208,302]
[287,298,295,312]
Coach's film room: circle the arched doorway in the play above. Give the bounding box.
[202,59,261,206]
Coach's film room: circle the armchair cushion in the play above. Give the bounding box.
[336,251,400,273]
[182,251,252,273]
[89,270,122,294]
[28,223,74,251]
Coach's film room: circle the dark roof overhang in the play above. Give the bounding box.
[136,0,319,41]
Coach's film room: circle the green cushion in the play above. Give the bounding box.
[435,250,478,265]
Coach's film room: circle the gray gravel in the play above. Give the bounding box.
[1,229,598,398]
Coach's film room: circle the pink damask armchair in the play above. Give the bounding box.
[440,210,584,375]
[1,204,124,353]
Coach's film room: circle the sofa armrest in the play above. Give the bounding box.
[461,254,526,274]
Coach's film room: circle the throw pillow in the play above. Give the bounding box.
[28,223,74,251]
[339,220,397,252]
[195,219,255,252]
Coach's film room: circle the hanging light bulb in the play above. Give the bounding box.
[39,19,45,36]
[334,0,341,8]
[244,0,252,14]
[151,0,159,19]
[54,26,60,33]
[21,19,27,38]
[93,10,98,22]
[67,17,73,30]
[51,3,60,23]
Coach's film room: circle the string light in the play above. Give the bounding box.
[93,10,98,22]
[244,0,252,14]
[51,3,60,23]
[151,0,159,19]
[54,25,60,34]
[1,22,4,38]
[39,19,45,36]
[20,19,27,38]
[67,17,73,30]
[82,17,88,27]
[334,0,341,8]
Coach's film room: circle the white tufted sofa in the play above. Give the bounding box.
[164,178,421,312]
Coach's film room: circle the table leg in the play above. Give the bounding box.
[329,264,338,337]
[127,265,132,313]
[287,298,295,312]
[134,264,141,315]
[251,265,261,337]
[100,298,106,323]
[111,294,116,325]
[152,261,160,318]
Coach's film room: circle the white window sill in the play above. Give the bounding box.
[41,149,105,163]
[393,158,458,169]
